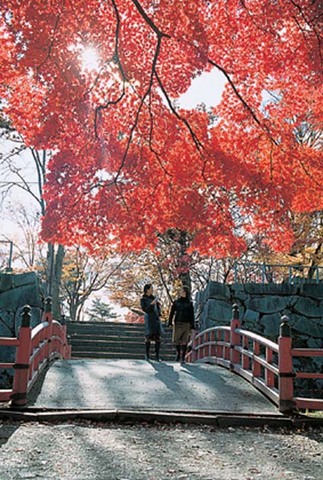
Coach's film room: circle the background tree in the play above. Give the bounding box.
[60,246,126,321]
[0,203,46,272]
[85,298,118,322]
[0,124,64,317]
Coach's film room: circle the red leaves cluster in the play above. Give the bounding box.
[0,1,322,257]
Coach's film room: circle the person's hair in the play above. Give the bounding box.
[143,283,152,294]
[182,285,191,300]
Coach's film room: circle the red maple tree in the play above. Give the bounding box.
[1,1,322,257]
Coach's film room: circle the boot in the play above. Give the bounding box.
[155,341,161,361]
[181,345,187,364]
[175,345,181,362]
[145,341,150,360]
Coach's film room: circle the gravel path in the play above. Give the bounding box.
[0,421,322,480]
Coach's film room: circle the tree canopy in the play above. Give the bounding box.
[1,0,322,257]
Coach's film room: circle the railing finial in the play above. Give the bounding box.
[21,305,31,327]
[232,303,239,320]
[45,296,52,313]
[280,315,291,337]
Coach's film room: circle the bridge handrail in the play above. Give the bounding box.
[0,299,71,406]
[235,328,279,352]
[187,305,323,414]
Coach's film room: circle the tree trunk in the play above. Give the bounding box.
[178,230,192,290]
[46,243,65,319]
[307,242,322,280]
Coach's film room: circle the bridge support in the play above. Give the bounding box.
[230,304,241,369]
[11,305,32,407]
[278,316,295,414]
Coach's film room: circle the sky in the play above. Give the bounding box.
[178,68,226,109]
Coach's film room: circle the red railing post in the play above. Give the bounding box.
[61,314,70,359]
[230,304,241,369]
[210,329,216,357]
[265,347,275,388]
[190,330,197,362]
[12,305,32,407]
[43,297,53,357]
[278,316,295,414]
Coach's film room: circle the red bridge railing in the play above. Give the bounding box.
[187,305,323,414]
[0,298,71,406]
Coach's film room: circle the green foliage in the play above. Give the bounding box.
[86,298,118,322]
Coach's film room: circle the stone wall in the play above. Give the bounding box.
[195,281,323,394]
[0,272,44,388]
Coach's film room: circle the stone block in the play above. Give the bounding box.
[0,284,43,311]
[206,299,232,323]
[293,317,323,339]
[307,338,322,349]
[199,306,208,330]
[0,274,14,293]
[230,284,248,302]
[12,271,40,288]
[243,309,259,323]
[299,283,323,299]
[293,297,323,318]
[260,313,281,338]
[246,296,291,314]
[204,281,231,300]
[244,283,298,295]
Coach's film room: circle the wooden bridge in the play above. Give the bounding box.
[0,301,322,416]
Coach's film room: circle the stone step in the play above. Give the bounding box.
[67,324,171,336]
[69,333,173,341]
[67,321,174,360]
[70,340,174,353]
[71,338,173,347]
[67,326,149,334]
[71,350,177,360]
[67,321,151,331]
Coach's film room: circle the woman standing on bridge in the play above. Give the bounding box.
[168,286,195,363]
[140,284,162,361]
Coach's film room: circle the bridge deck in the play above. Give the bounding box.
[31,359,279,413]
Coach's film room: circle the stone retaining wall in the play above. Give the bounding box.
[0,272,44,388]
[195,281,323,394]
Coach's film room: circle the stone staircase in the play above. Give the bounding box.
[67,321,175,361]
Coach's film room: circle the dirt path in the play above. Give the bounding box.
[0,421,322,480]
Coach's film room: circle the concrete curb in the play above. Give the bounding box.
[0,408,322,428]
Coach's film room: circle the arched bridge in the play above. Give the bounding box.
[1,302,322,419]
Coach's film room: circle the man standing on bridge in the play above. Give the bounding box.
[168,286,195,363]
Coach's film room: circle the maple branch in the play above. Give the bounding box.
[30,149,47,215]
[131,0,171,39]
[239,0,277,37]
[290,0,322,66]
[36,9,63,74]
[208,58,280,148]
[131,0,205,155]
[208,59,262,127]
[113,18,166,182]
[94,0,127,139]
[147,95,173,177]
[154,70,204,153]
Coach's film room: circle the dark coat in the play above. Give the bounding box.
[140,294,162,337]
[168,297,195,328]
